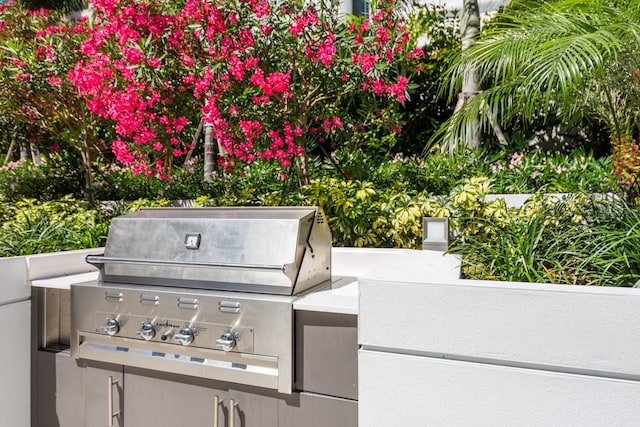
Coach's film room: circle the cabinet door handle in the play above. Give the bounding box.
[213,395,221,427]
[107,376,120,427]
[228,399,237,427]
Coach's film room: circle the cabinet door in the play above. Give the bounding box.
[227,389,278,427]
[124,367,225,427]
[55,351,86,427]
[33,352,122,427]
[278,392,357,427]
[84,361,124,427]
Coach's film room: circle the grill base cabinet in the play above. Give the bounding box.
[34,351,357,427]
[33,292,358,427]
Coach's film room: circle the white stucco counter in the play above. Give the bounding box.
[292,247,461,315]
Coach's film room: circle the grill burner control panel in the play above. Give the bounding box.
[94,313,253,352]
[71,282,296,393]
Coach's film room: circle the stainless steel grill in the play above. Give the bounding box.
[70,206,332,394]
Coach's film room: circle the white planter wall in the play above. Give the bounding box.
[359,253,640,426]
[360,350,640,427]
[0,256,30,427]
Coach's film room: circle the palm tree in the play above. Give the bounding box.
[434,0,640,153]
[451,0,481,151]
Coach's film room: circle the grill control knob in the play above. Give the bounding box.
[216,332,237,352]
[136,322,156,341]
[100,318,120,336]
[174,328,194,346]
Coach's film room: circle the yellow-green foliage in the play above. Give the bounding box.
[446,178,620,284]
[300,177,450,248]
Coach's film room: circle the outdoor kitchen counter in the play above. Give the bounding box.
[293,247,461,315]
[29,247,462,317]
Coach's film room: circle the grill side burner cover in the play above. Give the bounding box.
[87,206,332,295]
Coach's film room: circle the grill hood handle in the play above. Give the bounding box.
[85,254,290,273]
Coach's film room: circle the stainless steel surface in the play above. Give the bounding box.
[136,322,155,341]
[71,282,295,393]
[216,332,237,352]
[107,376,119,427]
[295,311,358,400]
[228,399,236,427]
[214,395,221,427]
[39,288,71,350]
[71,206,336,396]
[174,327,194,346]
[86,255,288,273]
[87,207,331,296]
[100,318,119,336]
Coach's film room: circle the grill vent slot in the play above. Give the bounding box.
[316,212,325,224]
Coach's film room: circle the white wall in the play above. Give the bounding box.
[358,256,640,426]
[0,257,30,427]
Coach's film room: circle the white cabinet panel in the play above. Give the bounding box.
[359,350,640,427]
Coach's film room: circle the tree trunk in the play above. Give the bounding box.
[184,119,203,164]
[296,148,311,186]
[203,123,216,181]
[4,140,15,164]
[448,0,481,152]
[20,142,29,161]
[79,143,94,205]
[30,142,41,166]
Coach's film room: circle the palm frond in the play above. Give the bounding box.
[436,0,640,149]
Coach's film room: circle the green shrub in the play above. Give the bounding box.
[446,177,628,285]
[565,204,640,287]
[0,157,83,201]
[484,149,616,194]
[0,196,110,256]
[325,148,616,196]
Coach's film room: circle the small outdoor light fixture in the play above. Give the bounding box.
[422,217,449,251]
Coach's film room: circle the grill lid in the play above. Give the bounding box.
[86,206,331,295]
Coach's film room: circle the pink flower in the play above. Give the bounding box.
[180,53,195,67]
[252,1,270,19]
[264,71,290,95]
[307,33,336,67]
[147,57,161,68]
[352,52,378,74]
[48,76,63,86]
[386,75,409,102]
[112,139,134,165]
[509,152,523,169]
[375,25,389,44]
[228,55,244,81]
[121,47,144,65]
[260,25,272,36]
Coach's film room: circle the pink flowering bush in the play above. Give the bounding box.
[1,0,421,185]
[72,0,422,182]
[0,4,102,200]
